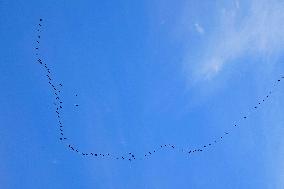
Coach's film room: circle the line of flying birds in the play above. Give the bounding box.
[35,18,284,162]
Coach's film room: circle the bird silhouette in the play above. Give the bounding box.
[34,19,284,162]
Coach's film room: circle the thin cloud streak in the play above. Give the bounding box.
[194,23,205,34]
[184,0,284,81]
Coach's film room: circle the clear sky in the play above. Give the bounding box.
[1,0,284,188]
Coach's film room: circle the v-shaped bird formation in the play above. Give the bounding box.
[35,19,284,162]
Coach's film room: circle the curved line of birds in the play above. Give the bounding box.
[35,19,284,162]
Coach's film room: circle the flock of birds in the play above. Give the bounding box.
[35,19,284,162]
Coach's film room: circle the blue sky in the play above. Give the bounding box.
[1,0,284,188]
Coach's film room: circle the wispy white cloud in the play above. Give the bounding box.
[194,23,205,34]
[235,0,240,9]
[184,0,284,81]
